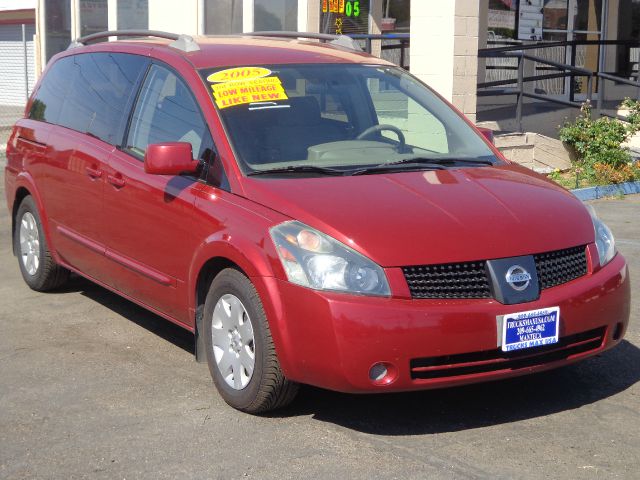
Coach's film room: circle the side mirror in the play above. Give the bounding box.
[477,127,495,145]
[144,142,199,175]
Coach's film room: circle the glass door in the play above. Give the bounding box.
[571,0,603,98]
[538,0,605,99]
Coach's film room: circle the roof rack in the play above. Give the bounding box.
[67,30,200,52]
[249,31,362,52]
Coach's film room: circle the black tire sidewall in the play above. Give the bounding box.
[203,269,267,410]
[14,196,48,290]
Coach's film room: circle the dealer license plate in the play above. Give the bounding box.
[501,306,560,352]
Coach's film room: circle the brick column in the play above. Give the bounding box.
[410,0,481,123]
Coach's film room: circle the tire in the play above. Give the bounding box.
[203,268,299,413]
[14,196,69,291]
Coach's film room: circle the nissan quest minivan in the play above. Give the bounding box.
[4,31,630,413]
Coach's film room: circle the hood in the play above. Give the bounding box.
[243,165,594,267]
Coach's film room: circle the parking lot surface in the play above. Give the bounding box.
[1,157,639,479]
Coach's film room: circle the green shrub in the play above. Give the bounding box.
[557,99,640,186]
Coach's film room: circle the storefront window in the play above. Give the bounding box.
[254,0,297,31]
[382,0,409,32]
[617,0,640,76]
[488,0,517,40]
[573,0,602,31]
[320,0,369,35]
[118,0,148,30]
[80,0,108,37]
[45,0,71,62]
[205,0,243,34]
[543,0,568,31]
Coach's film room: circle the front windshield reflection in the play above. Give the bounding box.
[200,64,500,176]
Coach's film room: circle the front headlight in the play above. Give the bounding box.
[587,205,616,267]
[270,221,390,296]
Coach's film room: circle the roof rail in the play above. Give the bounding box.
[67,30,200,52]
[249,31,362,52]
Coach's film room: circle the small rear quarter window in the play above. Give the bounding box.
[29,56,73,124]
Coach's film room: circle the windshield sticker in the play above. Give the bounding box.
[207,67,272,83]
[211,76,289,109]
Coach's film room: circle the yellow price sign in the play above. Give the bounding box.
[207,67,272,83]
[211,77,289,109]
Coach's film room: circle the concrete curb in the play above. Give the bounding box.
[571,181,640,201]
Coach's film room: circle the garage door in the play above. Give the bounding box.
[0,23,36,106]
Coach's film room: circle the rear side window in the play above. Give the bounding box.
[29,56,73,124]
[126,64,208,159]
[30,52,148,145]
[57,53,148,144]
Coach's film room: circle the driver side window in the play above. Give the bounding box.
[366,78,449,153]
[127,64,207,159]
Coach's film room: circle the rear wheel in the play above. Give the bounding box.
[203,268,299,413]
[14,196,69,291]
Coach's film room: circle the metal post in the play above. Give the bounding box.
[596,0,609,116]
[569,42,577,102]
[366,37,372,54]
[516,54,524,133]
[22,23,29,103]
[586,75,593,104]
[198,0,205,34]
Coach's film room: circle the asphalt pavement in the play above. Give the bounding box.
[1,155,639,479]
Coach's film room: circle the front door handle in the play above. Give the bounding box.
[107,174,126,188]
[85,166,102,178]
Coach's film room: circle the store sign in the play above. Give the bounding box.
[320,0,366,35]
[518,0,544,41]
[322,1,361,17]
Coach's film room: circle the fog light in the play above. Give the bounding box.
[368,362,398,385]
[369,363,387,381]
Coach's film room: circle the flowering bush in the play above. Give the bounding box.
[557,99,640,186]
[593,161,640,184]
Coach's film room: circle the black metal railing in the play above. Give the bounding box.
[478,40,640,132]
[349,33,410,70]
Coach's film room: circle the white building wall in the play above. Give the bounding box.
[409,1,456,101]
[148,0,199,35]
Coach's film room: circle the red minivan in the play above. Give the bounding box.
[4,31,630,413]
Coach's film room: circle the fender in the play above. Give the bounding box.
[12,172,61,264]
[188,231,280,309]
[187,228,297,376]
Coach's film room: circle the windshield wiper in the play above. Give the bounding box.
[350,162,447,176]
[350,156,495,176]
[386,156,495,167]
[247,165,346,176]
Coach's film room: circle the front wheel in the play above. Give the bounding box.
[14,196,69,291]
[203,268,299,413]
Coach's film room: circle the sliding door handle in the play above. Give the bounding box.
[107,174,126,188]
[85,166,103,178]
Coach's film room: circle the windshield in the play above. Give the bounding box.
[199,64,500,175]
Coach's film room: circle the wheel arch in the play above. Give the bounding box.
[194,256,243,362]
[11,186,32,255]
[11,179,57,262]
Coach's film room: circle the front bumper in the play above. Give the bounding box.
[255,251,630,393]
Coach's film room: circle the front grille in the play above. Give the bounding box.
[535,245,588,289]
[402,245,587,300]
[410,327,605,380]
[402,262,491,299]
